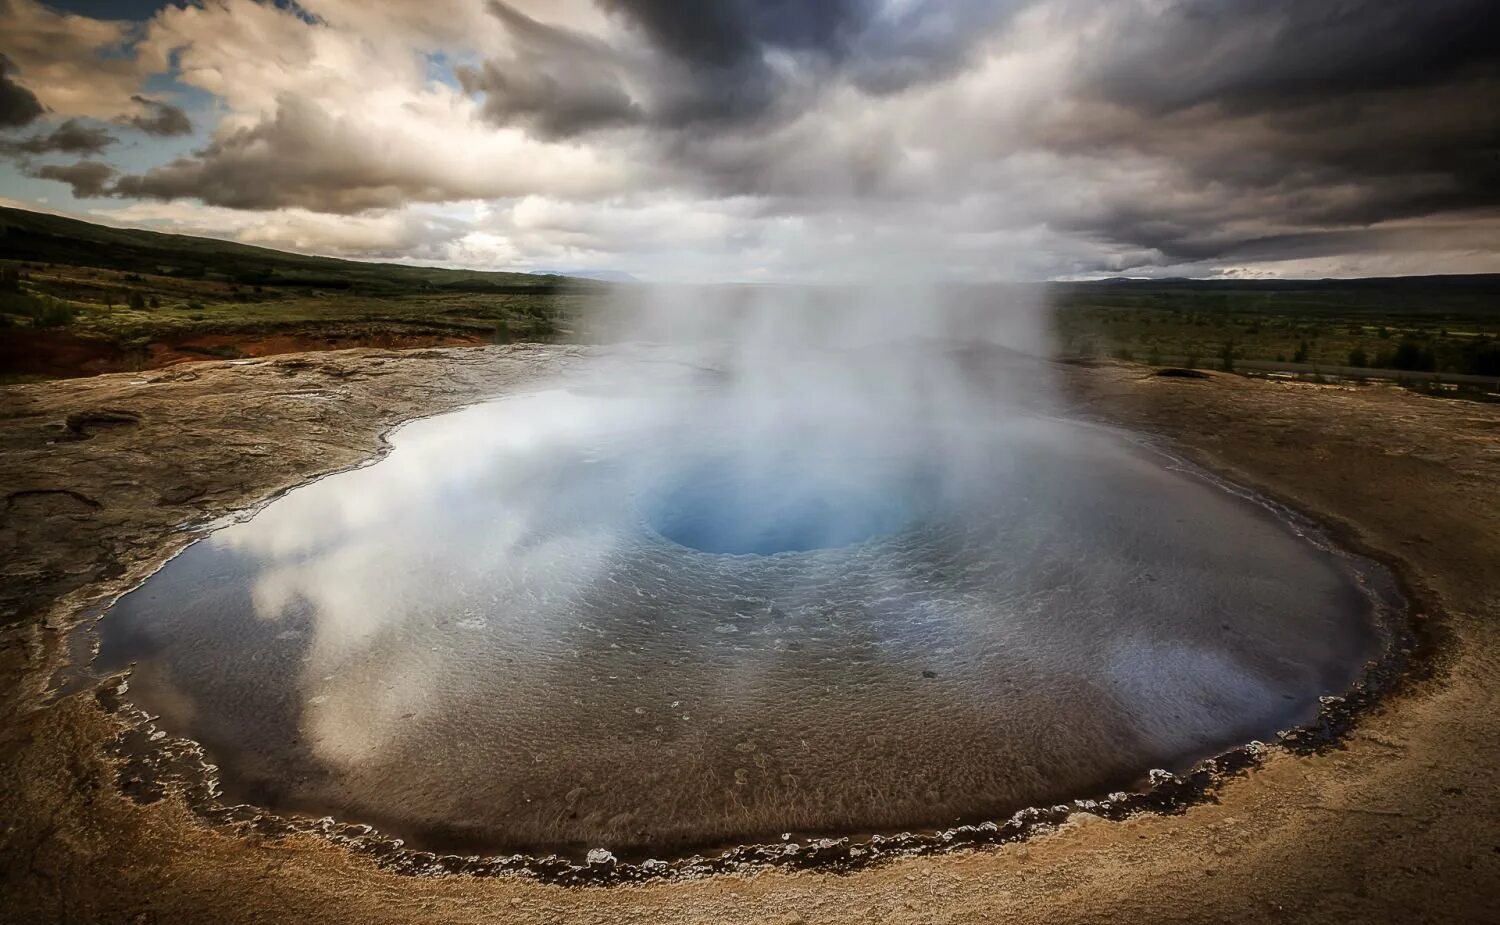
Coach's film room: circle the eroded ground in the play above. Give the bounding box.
[1,345,1497,924]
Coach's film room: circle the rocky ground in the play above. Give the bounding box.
[1,345,1497,924]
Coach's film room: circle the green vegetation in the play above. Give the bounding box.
[0,206,601,378]
[1053,277,1500,377]
[0,288,74,328]
[0,206,570,293]
[1218,341,1236,373]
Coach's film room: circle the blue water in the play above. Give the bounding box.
[645,457,932,554]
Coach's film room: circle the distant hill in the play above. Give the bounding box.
[0,206,593,295]
[1059,274,1500,295]
[4,205,1494,298]
[530,268,639,283]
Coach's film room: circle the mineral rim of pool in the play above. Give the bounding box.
[91,386,1390,861]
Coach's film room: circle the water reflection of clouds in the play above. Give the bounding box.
[100,376,1383,856]
[217,390,654,768]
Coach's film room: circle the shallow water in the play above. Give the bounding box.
[94,385,1385,860]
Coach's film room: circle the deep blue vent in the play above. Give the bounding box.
[645,458,924,555]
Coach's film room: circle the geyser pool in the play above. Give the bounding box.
[644,454,933,555]
[89,382,1391,861]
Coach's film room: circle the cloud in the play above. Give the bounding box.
[457,3,643,137]
[597,0,1018,99]
[121,94,191,136]
[1077,0,1500,116]
[110,90,626,213]
[2,0,1497,279]
[29,159,116,197]
[100,1,629,213]
[103,199,475,260]
[461,0,1020,138]
[457,0,1500,274]
[0,0,149,119]
[0,52,43,128]
[1,117,116,156]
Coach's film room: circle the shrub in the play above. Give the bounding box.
[1467,342,1500,377]
[1348,347,1368,368]
[1376,338,1437,372]
[128,291,147,311]
[0,290,74,327]
[34,299,74,327]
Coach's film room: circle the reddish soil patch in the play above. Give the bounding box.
[0,329,138,378]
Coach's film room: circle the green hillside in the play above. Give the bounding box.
[0,206,603,380]
[0,206,567,294]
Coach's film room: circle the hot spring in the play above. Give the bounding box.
[88,346,1391,862]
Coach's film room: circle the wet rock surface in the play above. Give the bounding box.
[1,348,1497,923]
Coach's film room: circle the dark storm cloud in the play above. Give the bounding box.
[0,52,44,129]
[121,95,192,137]
[459,2,642,137]
[597,0,868,68]
[1040,0,1500,269]
[1,117,116,155]
[465,0,1018,137]
[1083,0,1500,116]
[598,0,1020,92]
[28,159,116,197]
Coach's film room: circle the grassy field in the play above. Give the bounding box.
[4,205,1498,383]
[1052,277,1500,376]
[0,206,596,379]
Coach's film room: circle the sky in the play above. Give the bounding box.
[0,0,1497,282]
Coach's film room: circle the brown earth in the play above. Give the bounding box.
[1,346,1497,924]
[0,329,135,379]
[143,329,486,368]
[0,327,487,380]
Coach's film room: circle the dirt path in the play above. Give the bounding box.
[1,347,1497,924]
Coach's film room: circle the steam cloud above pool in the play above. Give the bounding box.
[92,283,1390,861]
